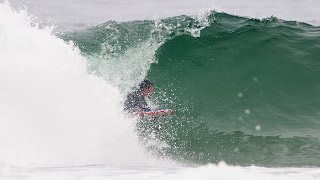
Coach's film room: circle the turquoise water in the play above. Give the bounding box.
[64,13,320,167]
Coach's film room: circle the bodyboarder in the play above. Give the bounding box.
[124,80,174,117]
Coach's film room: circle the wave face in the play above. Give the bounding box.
[64,13,320,167]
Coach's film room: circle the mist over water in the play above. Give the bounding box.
[6,0,320,31]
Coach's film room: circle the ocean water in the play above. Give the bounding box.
[1,0,320,179]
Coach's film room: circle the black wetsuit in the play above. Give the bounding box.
[124,91,152,113]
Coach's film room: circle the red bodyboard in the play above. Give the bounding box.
[140,109,173,117]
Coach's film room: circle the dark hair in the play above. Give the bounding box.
[138,80,153,91]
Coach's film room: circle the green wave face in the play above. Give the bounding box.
[63,13,320,167]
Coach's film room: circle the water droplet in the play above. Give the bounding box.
[237,92,243,98]
[245,109,251,115]
[234,147,239,153]
[255,125,261,131]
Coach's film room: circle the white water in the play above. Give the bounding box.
[0,1,162,167]
[1,1,320,180]
[1,163,320,180]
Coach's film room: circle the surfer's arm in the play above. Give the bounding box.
[138,109,174,117]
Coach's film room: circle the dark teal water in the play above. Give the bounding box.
[62,12,320,167]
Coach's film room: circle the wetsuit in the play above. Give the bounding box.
[124,91,152,113]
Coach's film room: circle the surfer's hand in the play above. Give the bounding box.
[165,109,175,115]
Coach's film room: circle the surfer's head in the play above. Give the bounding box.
[139,80,154,96]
